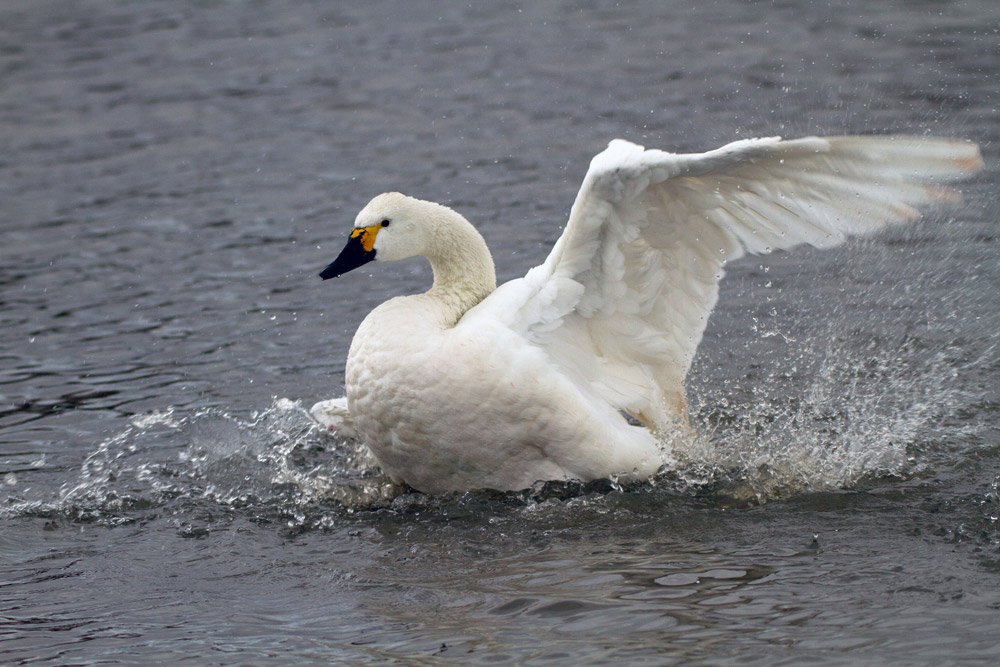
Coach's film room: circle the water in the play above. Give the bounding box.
[2,0,999,663]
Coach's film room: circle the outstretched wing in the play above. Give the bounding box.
[462,136,983,432]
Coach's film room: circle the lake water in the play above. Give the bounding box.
[2,0,998,663]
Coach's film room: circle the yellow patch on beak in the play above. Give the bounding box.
[350,224,382,252]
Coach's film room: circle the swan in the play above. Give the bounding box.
[311,136,982,494]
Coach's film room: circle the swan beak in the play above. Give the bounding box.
[319,226,379,280]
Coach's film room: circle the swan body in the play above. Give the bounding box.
[313,136,982,493]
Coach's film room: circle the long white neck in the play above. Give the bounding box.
[422,207,497,326]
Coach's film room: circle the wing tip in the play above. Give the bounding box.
[828,135,985,179]
[956,144,985,173]
[925,137,985,174]
[925,184,965,206]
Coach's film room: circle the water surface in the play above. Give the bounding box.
[2,1,999,663]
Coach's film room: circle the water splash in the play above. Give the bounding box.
[3,400,396,527]
[680,330,982,504]
[3,322,986,528]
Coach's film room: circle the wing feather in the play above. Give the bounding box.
[462,135,982,432]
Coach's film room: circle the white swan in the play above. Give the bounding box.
[312,136,982,493]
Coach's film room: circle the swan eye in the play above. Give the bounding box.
[380,219,391,227]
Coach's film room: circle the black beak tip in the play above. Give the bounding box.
[319,235,376,282]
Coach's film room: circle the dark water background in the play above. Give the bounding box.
[2,0,998,663]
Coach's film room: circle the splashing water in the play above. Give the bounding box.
[4,400,395,529]
[5,318,981,530]
[681,327,980,503]
[5,245,989,526]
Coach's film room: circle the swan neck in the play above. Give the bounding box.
[424,212,496,324]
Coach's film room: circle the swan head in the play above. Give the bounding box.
[319,193,497,306]
[319,192,434,280]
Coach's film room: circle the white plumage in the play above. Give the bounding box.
[312,135,982,493]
